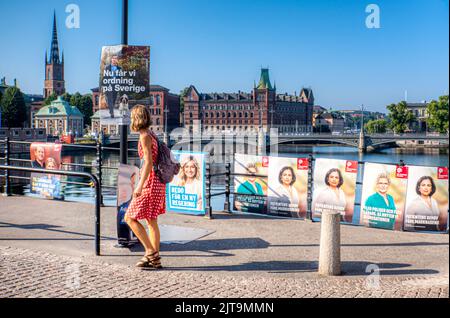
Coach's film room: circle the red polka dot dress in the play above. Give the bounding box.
[125,130,166,221]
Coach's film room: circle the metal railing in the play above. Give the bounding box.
[0,164,102,255]
[204,155,447,233]
[0,137,140,205]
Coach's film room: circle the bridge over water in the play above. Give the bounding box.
[108,132,449,153]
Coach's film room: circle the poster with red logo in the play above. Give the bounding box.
[360,163,408,231]
[29,142,64,200]
[233,154,268,214]
[404,165,449,232]
[267,157,309,218]
[311,158,358,222]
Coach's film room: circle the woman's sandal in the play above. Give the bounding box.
[147,251,163,269]
[135,256,151,268]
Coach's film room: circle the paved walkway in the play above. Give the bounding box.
[0,196,448,298]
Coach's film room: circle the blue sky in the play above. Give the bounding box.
[0,0,448,112]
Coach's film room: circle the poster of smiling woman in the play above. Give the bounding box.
[403,166,448,233]
[166,151,206,215]
[360,163,408,231]
[233,154,269,214]
[312,158,358,222]
[267,157,309,218]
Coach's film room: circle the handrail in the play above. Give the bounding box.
[0,165,101,256]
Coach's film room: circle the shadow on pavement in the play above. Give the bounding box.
[166,261,440,276]
[0,221,116,241]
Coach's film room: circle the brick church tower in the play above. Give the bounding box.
[44,12,65,98]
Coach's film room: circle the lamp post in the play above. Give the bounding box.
[120,0,128,165]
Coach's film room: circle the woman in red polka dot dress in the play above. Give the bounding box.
[124,105,165,269]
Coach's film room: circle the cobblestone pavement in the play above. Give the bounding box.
[0,246,448,298]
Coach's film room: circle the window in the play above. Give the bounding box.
[150,95,154,105]
[156,95,161,105]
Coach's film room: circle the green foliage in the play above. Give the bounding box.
[387,101,416,133]
[0,87,27,128]
[44,92,58,105]
[180,87,190,114]
[69,92,93,127]
[365,119,387,134]
[61,92,72,102]
[426,95,449,133]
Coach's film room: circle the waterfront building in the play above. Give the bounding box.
[406,102,428,132]
[313,111,345,132]
[183,68,314,134]
[91,85,181,135]
[34,96,84,137]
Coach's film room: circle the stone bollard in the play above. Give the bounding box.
[318,211,341,276]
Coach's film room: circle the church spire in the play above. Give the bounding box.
[50,10,60,64]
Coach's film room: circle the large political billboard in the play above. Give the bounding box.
[360,163,408,230]
[311,158,358,222]
[403,166,448,232]
[99,45,150,125]
[267,157,309,218]
[233,154,269,214]
[166,151,206,215]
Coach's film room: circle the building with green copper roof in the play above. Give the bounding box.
[256,68,273,90]
[35,96,84,136]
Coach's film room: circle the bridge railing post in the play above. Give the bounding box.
[3,137,11,196]
[223,162,231,213]
[205,161,213,220]
[307,154,314,221]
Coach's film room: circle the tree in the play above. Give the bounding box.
[69,92,93,127]
[387,101,416,133]
[365,119,387,134]
[427,95,449,133]
[79,94,93,126]
[0,87,27,128]
[179,87,189,114]
[44,92,58,105]
[61,92,72,102]
[69,92,83,108]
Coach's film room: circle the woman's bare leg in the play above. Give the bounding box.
[125,215,154,255]
[146,218,160,253]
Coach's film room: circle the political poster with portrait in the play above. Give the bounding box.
[166,151,206,215]
[116,164,140,243]
[99,45,150,125]
[403,166,449,232]
[360,163,408,230]
[233,154,269,214]
[267,157,309,218]
[29,142,64,200]
[311,158,358,222]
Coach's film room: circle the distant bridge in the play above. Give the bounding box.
[107,132,449,152]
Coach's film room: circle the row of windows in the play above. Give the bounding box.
[191,112,255,119]
[149,95,162,105]
[202,104,253,111]
[202,120,254,124]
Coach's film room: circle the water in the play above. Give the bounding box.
[10,144,449,213]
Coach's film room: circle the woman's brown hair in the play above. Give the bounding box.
[130,104,151,132]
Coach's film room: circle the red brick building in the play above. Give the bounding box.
[91,85,181,135]
[183,69,314,133]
